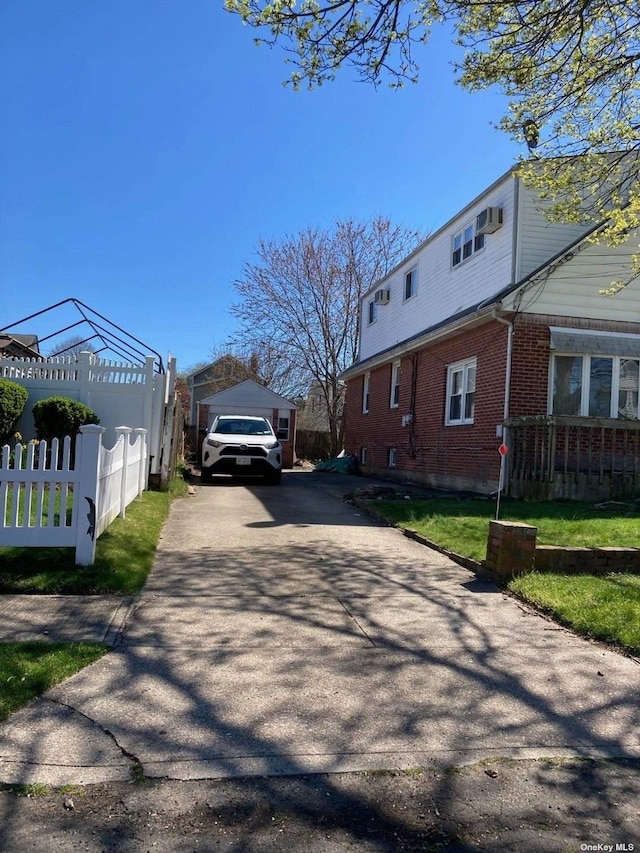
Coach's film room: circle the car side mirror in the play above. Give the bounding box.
[199,428,208,436]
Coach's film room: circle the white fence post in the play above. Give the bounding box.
[115,426,132,519]
[78,350,93,405]
[74,424,105,567]
[143,356,156,473]
[134,428,148,493]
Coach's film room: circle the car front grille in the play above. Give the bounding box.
[219,444,268,458]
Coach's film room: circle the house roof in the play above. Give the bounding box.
[200,379,297,410]
[186,355,252,384]
[0,333,42,358]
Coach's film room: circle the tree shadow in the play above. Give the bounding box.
[1,470,639,849]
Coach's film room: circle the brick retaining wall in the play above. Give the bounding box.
[485,520,640,579]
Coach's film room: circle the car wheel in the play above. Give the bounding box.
[201,467,213,484]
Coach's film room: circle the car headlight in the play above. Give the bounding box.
[265,441,280,450]
[205,437,222,448]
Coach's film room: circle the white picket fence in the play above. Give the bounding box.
[0,424,148,566]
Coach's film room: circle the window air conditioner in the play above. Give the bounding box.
[374,288,390,305]
[401,412,413,427]
[476,206,503,235]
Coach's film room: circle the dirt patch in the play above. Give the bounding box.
[1,758,639,851]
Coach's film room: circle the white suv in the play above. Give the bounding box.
[200,415,282,485]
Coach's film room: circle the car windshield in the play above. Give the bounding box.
[212,417,273,436]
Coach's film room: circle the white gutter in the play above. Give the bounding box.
[491,308,514,426]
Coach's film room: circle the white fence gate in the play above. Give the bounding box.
[0,424,147,566]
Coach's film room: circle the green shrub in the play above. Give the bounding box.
[32,396,100,442]
[0,380,29,444]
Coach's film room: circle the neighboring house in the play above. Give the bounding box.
[199,379,298,469]
[341,164,640,500]
[186,355,259,424]
[297,382,332,432]
[0,334,41,359]
[185,355,258,442]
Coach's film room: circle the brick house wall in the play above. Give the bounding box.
[345,318,510,492]
[345,312,640,494]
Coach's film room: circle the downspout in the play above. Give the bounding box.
[492,309,513,425]
[492,308,514,494]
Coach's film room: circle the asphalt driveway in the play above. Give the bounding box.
[1,470,639,786]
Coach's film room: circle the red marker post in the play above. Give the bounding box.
[496,443,509,520]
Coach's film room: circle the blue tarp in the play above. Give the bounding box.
[314,455,359,474]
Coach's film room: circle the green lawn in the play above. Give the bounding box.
[372,496,640,654]
[374,497,640,562]
[0,473,189,720]
[0,477,187,594]
[509,572,640,653]
[0,642,107,722]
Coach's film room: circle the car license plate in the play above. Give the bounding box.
[236,456,251,466]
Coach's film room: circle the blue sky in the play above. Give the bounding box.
[0,1,521,373]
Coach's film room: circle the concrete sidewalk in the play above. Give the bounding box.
[1,470,640,788]
[0,595,134,647]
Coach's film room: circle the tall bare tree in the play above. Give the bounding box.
[48,334,96,358]
[231,216,423,455]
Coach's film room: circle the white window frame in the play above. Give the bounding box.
[550,353,640,419]
[404,268,417,301]
[277,411,290,440]
[362,372,371,414]
[452,222,485,268]
[390,360,401,409]
[388,447,397,467]
[367,300,377,325]
[445,357,477,425]
[360,447,367,464]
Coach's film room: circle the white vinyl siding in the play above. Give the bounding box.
[359,174,515,362]
[503,231,640,323]
[515,186,592,281]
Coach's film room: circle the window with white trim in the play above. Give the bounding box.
[390,360,401,408]
[446,358,476,425]
[360,447,367,464]
[388,447,397,467]
[452,223,485,267]
[551,354,640,419]
[367,300,377,325]
[362,372,370,414]
[277,412,290,440]
[404,268,417,300]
